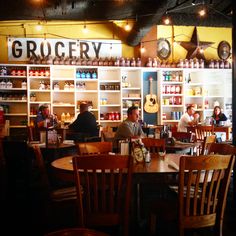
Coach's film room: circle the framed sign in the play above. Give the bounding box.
[217,41,231,60]
[157,38,171,60]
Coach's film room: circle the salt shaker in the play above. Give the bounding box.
[145,151,151,163]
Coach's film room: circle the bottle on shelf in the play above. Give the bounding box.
[61,112,66,122]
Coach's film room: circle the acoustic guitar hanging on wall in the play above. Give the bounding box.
[144,77,158,113]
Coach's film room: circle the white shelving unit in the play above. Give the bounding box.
[0,65,28,132]
[0,64,232,133]
[158,69,184,124]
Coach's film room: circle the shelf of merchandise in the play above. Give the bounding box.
[183,68,232,123]
[98,67,121,127]
[0,64,233,133]
[159,69,185,125]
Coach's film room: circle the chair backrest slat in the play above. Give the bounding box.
[73,154,133,236]
[77,142,112,155]
[179,154,235,233]
[141,138,166,154]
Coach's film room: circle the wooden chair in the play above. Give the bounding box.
[172,132,193,143]
[76,142,113,155]
[32,145,77,223]
[44,228,110,236]
[194,125,214,141]
[149,154,235,236]
[72,154,133,236]
[141,138,166,154]
[207,143,236,155]
[201,134,216,155]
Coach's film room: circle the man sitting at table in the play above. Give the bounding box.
[114,106,145,142]
[177,105,199,132]
[36,104,58,128]
[68,102,99,141]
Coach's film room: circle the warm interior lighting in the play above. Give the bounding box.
[173,41,178,46]
[164,17,170,25]
[124,21,131,31]
[35,22,42,31]
[140,44,146,53]
[199,47,204,53]
[83,24,88,34]
[198,8,206,16]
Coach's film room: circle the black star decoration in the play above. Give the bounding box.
[178,27,214,60]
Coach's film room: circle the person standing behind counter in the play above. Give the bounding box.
[114,106,145,141]
[212,106,227,125]
[68,103,99,139]
[177,105,199,132]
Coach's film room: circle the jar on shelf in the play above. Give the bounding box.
[30,93,36,102]
[136,58,141,67]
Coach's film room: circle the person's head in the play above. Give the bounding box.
[193,112,200,120]
[80,102,89,113]
[186,105,195,116]
[39,104,49,117]
[127,106,139,122]
[213,106,222,116]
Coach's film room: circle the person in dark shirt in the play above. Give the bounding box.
[212,106,227,125]
[68,103,98,139]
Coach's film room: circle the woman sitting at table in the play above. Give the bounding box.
[212,106,227,125]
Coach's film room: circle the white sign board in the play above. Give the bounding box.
[7,38,122,61]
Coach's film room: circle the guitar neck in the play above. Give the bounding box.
[150,78,153,96]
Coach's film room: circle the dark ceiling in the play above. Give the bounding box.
[0,0,232,46]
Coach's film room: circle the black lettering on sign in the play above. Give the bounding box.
[80,42,89,59]
[12,40,22,58]
[92,42,101,58]
[26,41,37,58]
[55,42,65,57]
[40,41,51,57]
[69,42,76,57]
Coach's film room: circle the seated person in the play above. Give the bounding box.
[212,106,227,125]
[36,104,58,128]
[177,105,199,132]
[68,103,99,141]
[114,106,145,142]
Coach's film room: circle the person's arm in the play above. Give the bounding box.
[220,113,228,121]
[182,115,195,127]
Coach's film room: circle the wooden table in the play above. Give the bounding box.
[214,126,232,141]
[166,141,201,155]
[29,141,77,162]
[51,153,182,227]
[51,153,181,183]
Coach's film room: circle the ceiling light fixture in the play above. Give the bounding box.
[83,23,88,34]
[163,12,171,25]
[198,8,206,16]
[140,43,146,53]
[192,0,196,5]
[124,20,131,31]
[35,22,42,31]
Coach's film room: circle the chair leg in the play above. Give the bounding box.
[179,225,184,236]
[149,213,157,235]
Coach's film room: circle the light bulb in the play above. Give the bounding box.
[36,23,42,31]
[164,17,170,25]
[83,24,88,34]
[140,46,146,53]
[199,9,206,16]
[124,22,131,31]
[199,48,204,54]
